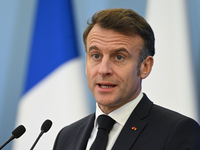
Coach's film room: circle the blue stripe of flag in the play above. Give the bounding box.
[24,0,78,94]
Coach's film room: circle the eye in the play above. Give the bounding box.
[92,54,100,59]
[115,55,124,60]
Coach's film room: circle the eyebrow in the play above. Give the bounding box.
[88,46,99,53]
[114,48,129,54]
[88,46,130,55]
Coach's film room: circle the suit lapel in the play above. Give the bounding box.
[74,114,95,150]
[112,94,153,150]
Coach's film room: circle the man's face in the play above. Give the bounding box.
[86,24,144,114]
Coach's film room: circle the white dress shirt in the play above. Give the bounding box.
[86,92,143,150]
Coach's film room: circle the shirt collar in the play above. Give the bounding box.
[94,92,143,127]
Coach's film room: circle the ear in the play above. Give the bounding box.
[140,56,154,79]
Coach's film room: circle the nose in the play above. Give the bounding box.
[98,56,113,76]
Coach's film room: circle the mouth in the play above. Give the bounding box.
[98,83,116,89]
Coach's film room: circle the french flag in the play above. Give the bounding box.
[13,0,89,149]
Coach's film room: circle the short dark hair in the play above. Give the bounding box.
[83,8,155,74]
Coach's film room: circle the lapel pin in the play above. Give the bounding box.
[132,127,137,130]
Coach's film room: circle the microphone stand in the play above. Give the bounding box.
[0,135,14,150]
[30,130,44,150]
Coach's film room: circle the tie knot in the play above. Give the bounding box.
[97,115,115,132]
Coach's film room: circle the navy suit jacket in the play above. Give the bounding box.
[53,94,200,150]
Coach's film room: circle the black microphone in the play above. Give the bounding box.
[30,119,52,150]
[0,125,26,149]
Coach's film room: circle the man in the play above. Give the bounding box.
[53,8,200,150]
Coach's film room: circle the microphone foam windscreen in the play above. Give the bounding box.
[41,119,52,133]
[12,125,26,138]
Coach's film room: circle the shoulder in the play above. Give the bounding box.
[53,114,95,150]
[139,93,200,138]
[151,105,200,149]
[138,94,200,149]
[141,93,199,125]
[151,103,199,126]
[59,113,95,134]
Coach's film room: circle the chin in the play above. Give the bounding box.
[95,97,116,106]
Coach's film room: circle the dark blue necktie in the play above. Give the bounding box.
[90,115,115,150]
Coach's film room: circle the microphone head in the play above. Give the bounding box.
[12,125,26,139]
[41,119,52,133]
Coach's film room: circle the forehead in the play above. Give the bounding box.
[86,24,144,52]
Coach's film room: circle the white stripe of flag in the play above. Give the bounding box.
[143,0,199,122]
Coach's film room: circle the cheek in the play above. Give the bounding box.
[124,67,138,85]
[86,68,93,90]
[86,64,98,81]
